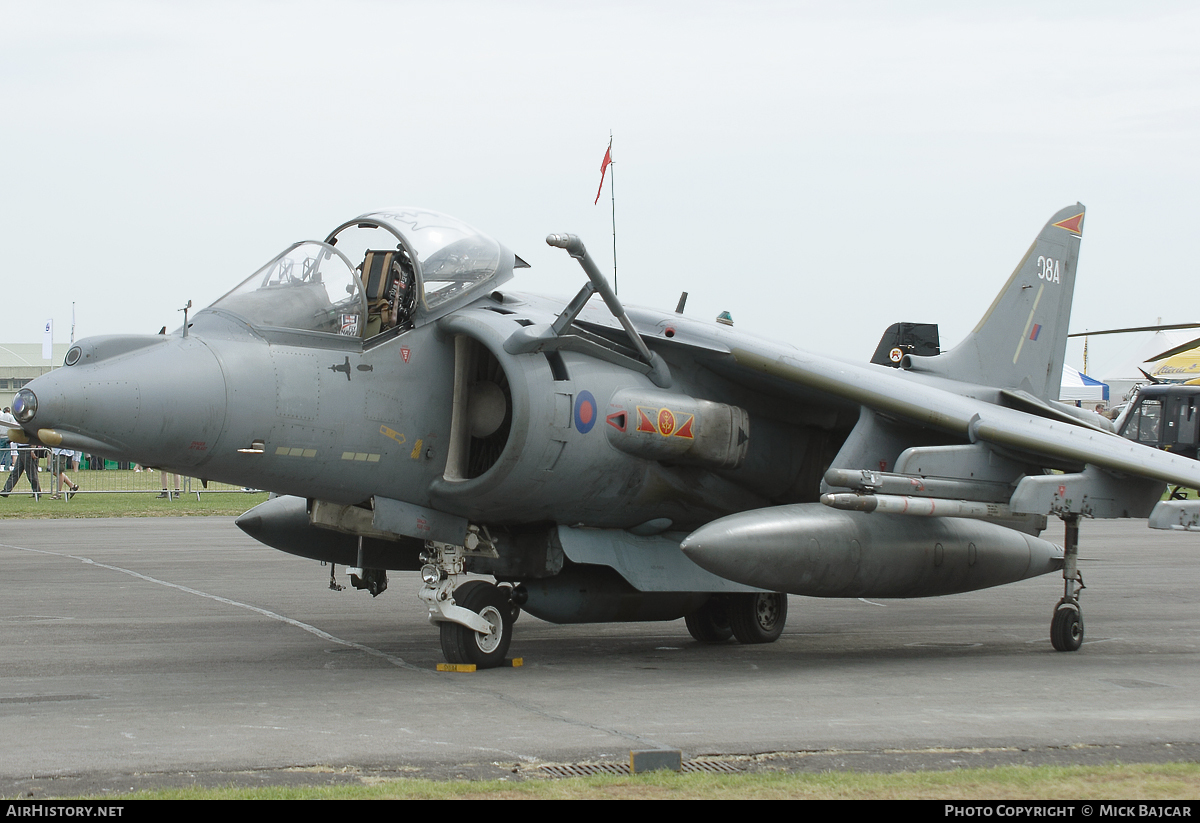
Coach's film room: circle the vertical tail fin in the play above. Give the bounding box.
[934,203,1085,400]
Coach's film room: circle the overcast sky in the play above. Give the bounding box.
[3,1,1197,380]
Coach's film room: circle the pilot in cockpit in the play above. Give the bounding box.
[359,248,416,337]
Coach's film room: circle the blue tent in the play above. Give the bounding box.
[1061,364,1109,402]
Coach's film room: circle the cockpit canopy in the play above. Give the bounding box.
[203,207,520,339]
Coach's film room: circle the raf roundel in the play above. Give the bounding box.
[574,390,598,433]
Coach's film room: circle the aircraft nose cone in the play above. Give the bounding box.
[23,334,228,469]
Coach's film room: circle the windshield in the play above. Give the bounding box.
[206,242,367,337]
[1121,398,1163,444]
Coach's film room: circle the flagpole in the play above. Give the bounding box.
[609,133,618,295]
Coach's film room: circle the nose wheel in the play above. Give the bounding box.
[438,580,515,668]
[419,540,518,669]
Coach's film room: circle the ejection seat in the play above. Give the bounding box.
[360,250,413,337]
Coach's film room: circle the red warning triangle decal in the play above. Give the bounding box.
[674,414,695,439]
[1052,212,1084,235]
[636,407,658,433]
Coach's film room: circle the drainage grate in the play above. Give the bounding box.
[539,763,629,778]
[537,759,743,778]
[684,760,744,774]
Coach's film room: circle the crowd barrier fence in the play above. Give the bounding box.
[0,444,261,500]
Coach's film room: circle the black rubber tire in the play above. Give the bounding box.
[685,598,733,642]
[501,585,522,624]
[1050,604,1084,652]
[439,581,514,668]
[728,592,787,644]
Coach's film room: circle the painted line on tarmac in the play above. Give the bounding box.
[2,539,675,752]
[0,541,424,673]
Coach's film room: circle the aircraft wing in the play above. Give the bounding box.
[637,202,1200,519]
[720,343,1200,491]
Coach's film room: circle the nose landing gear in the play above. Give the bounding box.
[419,539,517,669]
[438,579,515,667]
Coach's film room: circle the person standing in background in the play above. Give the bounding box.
[1,444,43,499]
[50,448,79,499]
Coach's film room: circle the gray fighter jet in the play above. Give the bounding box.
[10,204,1200,668]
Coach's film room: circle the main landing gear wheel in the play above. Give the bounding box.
[728,592,787,644]
[1050,602,1084,652]
[439,580,514,668]
[685,598,733,642]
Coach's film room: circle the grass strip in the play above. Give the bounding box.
[42,763,1200,801]
[0,489,267,518]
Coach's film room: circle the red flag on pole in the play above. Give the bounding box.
[594,140,612,205]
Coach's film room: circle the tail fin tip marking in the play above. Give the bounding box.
[1052,212,1085,235]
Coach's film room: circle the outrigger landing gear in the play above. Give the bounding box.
[1050,513,1085,652]
[419,539,517,669]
